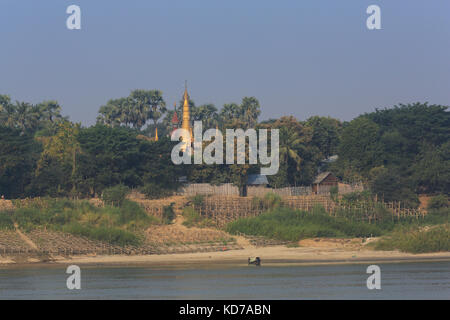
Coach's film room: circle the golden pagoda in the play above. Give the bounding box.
[181,82,193,142]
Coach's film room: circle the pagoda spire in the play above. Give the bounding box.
[181,81,191,136]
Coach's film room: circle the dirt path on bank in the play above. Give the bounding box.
[13,223,38,250]
[172,213,254,249]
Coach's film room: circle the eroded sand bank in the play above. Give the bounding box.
[2,240,449,268]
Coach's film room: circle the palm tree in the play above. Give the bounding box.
[192,104,219,129]
[0,95,16,128]
[117,97,133,127]
[128,90,148,129]
[129,89,166,131]
[97,99,123,127]
[14,101,40,133]
[220,103,241,124]
[279,126,303,171]
[147,90,167,131]
[37,101,63,124]
[220,97,261,129]
[240,97,261,129]
[1,97,66,135]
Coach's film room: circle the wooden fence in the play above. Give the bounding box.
[247,186,312,197]
[177,183,363,197]
[177,183,239,196]
[177,184,313,197]
[193,195,333,227]
[192,195,425,228]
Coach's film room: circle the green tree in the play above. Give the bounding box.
[240,97,261,129]
[267,126,304,187]
[146,90,167,132]
[0,126,39,198]
[338,117,383,177]
[1,95,65,136]
[138,136,184,191]
[97,90,167,133]
[97,98,127,127]
[220,97,261,129]
[305,116,342,158]
[411,142,450,194]
[366,103,449,154]
[129,89,166,131]
[220,103,241,122]
[0,95,15,127]
[192,104,220,129]
[259,116,318,186]
[34,121,81,196]
[77,125,143,196]
[369,167,419,208]
[11,102,40,133]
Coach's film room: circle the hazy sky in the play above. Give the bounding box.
[1,0,449,126]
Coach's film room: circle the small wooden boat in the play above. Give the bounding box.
[248,256,261,266]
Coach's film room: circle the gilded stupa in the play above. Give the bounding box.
[177,81,193,152]
[181,82,193,143]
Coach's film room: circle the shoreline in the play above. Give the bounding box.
[1,245,449,269]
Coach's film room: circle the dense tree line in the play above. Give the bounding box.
[332,103,450,206]
[1,92,449,202]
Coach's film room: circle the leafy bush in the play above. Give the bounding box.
[182,207,214,228]
[0,211,14,230]
[140,183,173,200]
[118,200,157,229]
[101,185,130,206]
[311,204,327,215]
[428,195,448,210]
[226,207,383,241]
[188,195,205,208]
[330,186,338,200]
[252,193,283,210]
[374,225,449,253]
[372,203,392,220]
[182,207,202,227]
[341,190,372,204]
[263,192,282,209]
[162,203,176,224]
[396,188,420,209]
[425,208,449,224]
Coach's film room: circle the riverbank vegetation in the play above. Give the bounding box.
[373,224,449,253]
[0,198,158,246]
[225,204,449,252]
[182,207,215,228]
[226,207,384,241]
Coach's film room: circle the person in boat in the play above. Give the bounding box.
[248,256,261,266]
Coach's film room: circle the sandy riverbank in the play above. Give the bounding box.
[1,243,449,268]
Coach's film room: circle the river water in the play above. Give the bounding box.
[0,261,448,299]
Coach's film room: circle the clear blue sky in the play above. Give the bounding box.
[1,0,449,125]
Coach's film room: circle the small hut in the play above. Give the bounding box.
[247,174,269,186]
[312,172,338,194]
[245,174,269,197]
